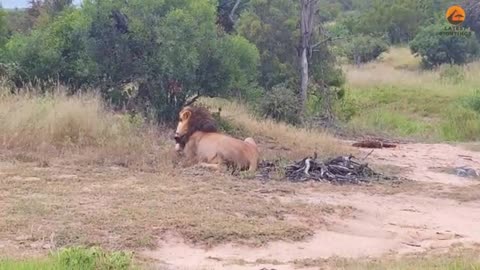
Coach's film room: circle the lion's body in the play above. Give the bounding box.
[184,132,259,171]
[174,106,259,172]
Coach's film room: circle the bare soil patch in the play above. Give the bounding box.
[2,140,480,270]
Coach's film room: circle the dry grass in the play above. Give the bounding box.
[294,248,480,270]
[0,152,351,257]
[0,84,353,259]
[346,47,480,91]
[200,97,353,160]
[0,84,171,170]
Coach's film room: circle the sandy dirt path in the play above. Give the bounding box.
[143,142,480,270]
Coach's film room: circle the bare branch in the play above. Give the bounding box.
[229,0,242,24]
[311,36,343,49]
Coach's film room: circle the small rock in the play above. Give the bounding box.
[454,166,478,178]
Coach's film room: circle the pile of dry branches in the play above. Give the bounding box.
[282,152,383,184]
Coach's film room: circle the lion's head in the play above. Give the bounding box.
[174,106,218,151]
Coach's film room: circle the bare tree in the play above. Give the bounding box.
[229,0,242,24]
[298,0,317,118]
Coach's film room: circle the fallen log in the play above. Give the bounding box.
[352,139,397,149]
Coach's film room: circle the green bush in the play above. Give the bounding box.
[1,9,94,86]
[258,83,299,124]
[461,89,480,113]
[410,23,480,68]
[0,246,134,270]
[439,65,465,84]
[343,35,389,64]
[441,106,480,141]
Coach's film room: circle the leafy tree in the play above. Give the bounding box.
[81,0,258,120]
[217,0,249,32]
[410,23,480,68]
[5,9,31,35]
[0,7,8,47]
[2,9,94,87]
[197,34,259,99]
[238,0,344,121]
[343,35,389,64]
[258,83,300,124]
[462,0,480,41]
[44,0,73,16]
[237,0,299,90]
[342,0,448,44]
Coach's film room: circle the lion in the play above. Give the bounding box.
[174,106,259,172]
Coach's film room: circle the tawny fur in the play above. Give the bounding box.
[175,106,259,172]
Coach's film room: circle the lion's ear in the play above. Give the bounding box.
[181,110,191,121]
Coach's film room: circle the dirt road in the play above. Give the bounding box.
[144,142,480,270]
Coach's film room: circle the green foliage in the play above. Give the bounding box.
[336,93,357,122]
[2,0,349,122]
[441,105,480,141]
[237,0,299,90]
[410,23,480,68]
[217,0,250,32]
[236,0,345,119]
[212,110,248,138]
[0,246,134,270]
[461,89,480,114]
[258,83,299,124]
[355,109,431,137]
[343,35,389,64]
[0,0,261,122]
[57,247,132,270]
[462,0,480,41]
[2,9,94,87]
[44,0,73,17]
[317,0,343,22]
[342,0,441,44]
[0,8,8,47]
[439,65,465,84]
[199,34,260,99]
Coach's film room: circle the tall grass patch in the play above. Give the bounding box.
[344,48,480,141]
[440,90,480,141]
[200,97,352,159]
[0,83,169,169]
[0,247,134,270]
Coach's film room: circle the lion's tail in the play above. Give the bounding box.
[244,137,257,147]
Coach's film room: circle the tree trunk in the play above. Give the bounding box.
[300,47,309,116]
[298,0,316,119]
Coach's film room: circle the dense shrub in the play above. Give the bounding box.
[410,23,480,68]
[439,65,465,84]
[2,9,95,87]
[258,83,299,124]
[343,35,389,64]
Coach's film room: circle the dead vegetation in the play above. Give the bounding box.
[3,85,480,269]
[284,153,386,183]
[0,88,357,258]
[0,154,355,257]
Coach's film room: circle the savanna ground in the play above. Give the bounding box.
[2,48,480,270]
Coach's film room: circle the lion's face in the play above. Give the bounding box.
[174,108,192,151]
[173,106,218,152]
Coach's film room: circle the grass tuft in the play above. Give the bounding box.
[0,246,134,270]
